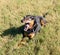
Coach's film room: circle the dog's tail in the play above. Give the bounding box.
[43,12,49,17]
[40,12,49,26]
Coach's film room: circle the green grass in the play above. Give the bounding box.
[0,0,60,55]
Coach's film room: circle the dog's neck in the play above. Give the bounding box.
[28,20,34,29]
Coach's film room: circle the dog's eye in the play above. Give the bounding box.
[30,16,34,20]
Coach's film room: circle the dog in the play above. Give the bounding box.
[21,15,47,39]
[18,15,47,46]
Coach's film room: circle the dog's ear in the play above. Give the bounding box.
[40,19,47,27]
[21,16,26,23]
[31,17,34,20]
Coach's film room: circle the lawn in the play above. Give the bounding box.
[0,0,60,55]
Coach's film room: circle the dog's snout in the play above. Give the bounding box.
[25,25,27,28]
[24,24,30,31]
[24,26,28,31]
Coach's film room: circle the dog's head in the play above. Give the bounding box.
[21,15,34,23]
[21,15,35,31]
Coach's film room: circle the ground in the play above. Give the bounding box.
[0,0,60,55]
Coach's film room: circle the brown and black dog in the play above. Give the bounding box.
[21,15,47,39]
[18,15,47,45]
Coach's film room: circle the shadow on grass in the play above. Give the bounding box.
[1,25,24,37]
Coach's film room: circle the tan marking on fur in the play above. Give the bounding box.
[28,33,35,38]
[29,20,34,29]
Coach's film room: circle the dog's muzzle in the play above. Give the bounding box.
[24,24,30,31]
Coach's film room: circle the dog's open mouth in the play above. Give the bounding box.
[24,23,30,31]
